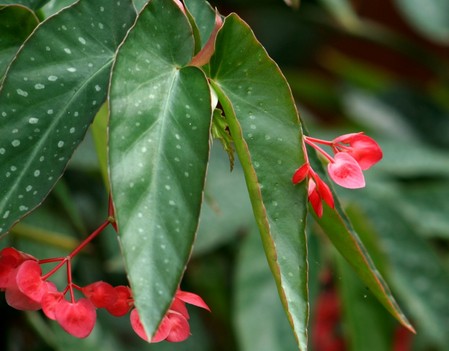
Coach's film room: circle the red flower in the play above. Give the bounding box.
[130,289,210,343]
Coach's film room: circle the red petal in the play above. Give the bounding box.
[170,297,189,319]
[41,291,64,320]
[130,308,150,342]
[309,190,323,217]
[292,163,310,184]
[312,174,335,209]
[348,135,383,170]
[16,260,50,303]
[151,315,172,343]
[55,298,96,338]
[165,312,191,342]
[0,248,36,289]
[106,285,132,316]
[328,153,365,189]
[82,281,117,308]
[5,287,42,310]
[176,290,210,311]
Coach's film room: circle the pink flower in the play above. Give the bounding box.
[332,133,382,170]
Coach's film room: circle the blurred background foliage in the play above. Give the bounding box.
[1,0,449,350]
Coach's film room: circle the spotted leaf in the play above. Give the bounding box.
[109,0,212,340]
[210,15,308,350]
[0,0,136,234]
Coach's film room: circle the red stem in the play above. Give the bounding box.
[67,259,75,303]
[39,257,65,264]
[68,220,110,259]
[304,136,333,146]
[42,219,110,281]
[304,138,334,163]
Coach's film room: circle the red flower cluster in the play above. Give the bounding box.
[0,218,209,342]
[292,132,382,216]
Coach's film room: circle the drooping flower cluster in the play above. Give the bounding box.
[292,132,382,217]
[0,217,209,342]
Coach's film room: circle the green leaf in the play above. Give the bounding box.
[184,0,216,50]
[132,0,147,12]
[312,172,414,332]
[360,185,449,347]
[91,103,109,189]
[395,0,449,44]
[0,5,38,80]
[0,0,49,10]
[109,0,212,339]
[210,14,308,350]
[0,0,136,235]
[235,226,298,351]
[41,0,78,18]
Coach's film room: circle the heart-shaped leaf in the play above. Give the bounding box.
[0,0,136,234]
[210,14,308,350]
[109,0,212,339]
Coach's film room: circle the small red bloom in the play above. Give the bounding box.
[54,298,96,338]
[292,163,310,184]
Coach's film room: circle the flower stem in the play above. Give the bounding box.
[68,220,110,259]
[304,138,334,163]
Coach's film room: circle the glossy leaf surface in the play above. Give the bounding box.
[0,0,136,234]
[313,180,414,332]
[0,5,38,80]
[184,0,216,50]
[210,15,308,350]
[109,0,212,339]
